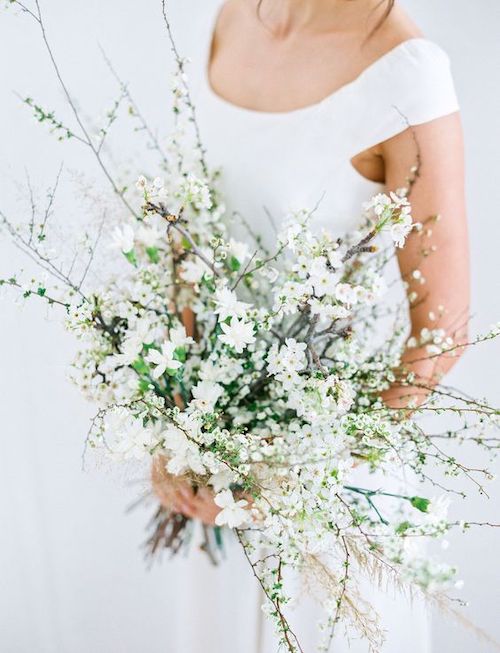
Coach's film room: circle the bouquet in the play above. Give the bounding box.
[2,2,499,651]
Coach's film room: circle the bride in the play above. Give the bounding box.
[153,1,468,650]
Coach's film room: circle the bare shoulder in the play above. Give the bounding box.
[214,0,253,32]
[363,4,424,59]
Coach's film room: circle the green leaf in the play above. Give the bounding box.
[395,520,412,535]
[123,249,138,267]
[138,379,151,393]
[229,256,241,271]
[174,346,186,362]
[146,247,159,264]
[410,496,430,513]
[132,357,149,375]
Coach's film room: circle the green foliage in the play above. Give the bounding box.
[410,496,431,513]
[229,255,241,271]
[132,357,149,376]
[395,520,412,535]
[123,250,137,266]
[23,97,76,141]
[146,247,159,264]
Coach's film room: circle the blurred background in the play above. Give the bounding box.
[0,1,499,651]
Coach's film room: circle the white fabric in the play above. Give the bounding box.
[189,2,459,249]
[172,3,460,651]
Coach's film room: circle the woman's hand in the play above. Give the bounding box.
[151,309,224,524]
[151,455,222,525]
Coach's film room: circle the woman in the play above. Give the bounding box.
[153,1,468,650]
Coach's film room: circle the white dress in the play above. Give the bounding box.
[167,2,460,651]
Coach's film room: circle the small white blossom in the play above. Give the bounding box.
[218,317,256,353]
[209,467,237,492]
[111,224,135,253]
[228,238,250,263]
[214,490,249,528]
[146,341,182,378]
[169,325,195,349]
[214,286,251,322]
[191,380,223,413]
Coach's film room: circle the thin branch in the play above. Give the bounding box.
[160,0,208,178]
[12,0,139,218]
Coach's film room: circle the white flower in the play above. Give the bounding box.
[228,238,250,264]
[113,423,154,460]
[218,317,255,353]
[198,356,243,384]
[177,173,212,210]
[111,224,135,253]
[133,317,156,345]
[335,283,360,305]
[283,339,307,371]
[163,424,205,475]
[390,213,413,248]
[214,286,251,322]
[103,408,154,461]
[364,193,392,217]
[260,266,279,283]
[114,335,143,365]
[327,248,344,269]
[169,325,195,348]
[146,341,182,378]
[191,380,223,413]
[293,255,310,279]
[136,175,147,190]
[308,258,338,297]
[180,258,210,284]
[209,467,237,493]
[274,280,313,315]
[214,489,249,528]
[136,224,163,248]
[424,495,451,526]
[309,298,349,321]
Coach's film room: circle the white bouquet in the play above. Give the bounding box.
[2,2,499,650]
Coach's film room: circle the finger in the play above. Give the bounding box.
[178,484,195,500]
[177,502,198,519]
[192,494,221,526]
[196,486,215,501]
[172,489,198,517]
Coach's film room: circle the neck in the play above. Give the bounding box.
[258,0,385,36]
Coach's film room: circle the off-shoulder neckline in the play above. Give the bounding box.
[204,36,446,118]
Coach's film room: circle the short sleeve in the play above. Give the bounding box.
[345,39,460,155]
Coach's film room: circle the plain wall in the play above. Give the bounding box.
[0,1,499,652]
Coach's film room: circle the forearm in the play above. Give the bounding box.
[382,313,468,409]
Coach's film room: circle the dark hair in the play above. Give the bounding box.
[375,0,395,32]
[257,0,395,34]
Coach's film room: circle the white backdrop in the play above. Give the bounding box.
[0,2,499,652]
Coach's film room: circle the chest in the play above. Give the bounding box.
[195,95,383,246]
[210,22,377,114]
[209,25,384,182]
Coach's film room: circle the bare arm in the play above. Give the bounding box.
[380,112,469,406]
